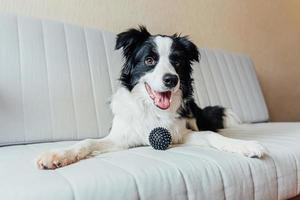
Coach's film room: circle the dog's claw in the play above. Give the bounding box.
[36,150,76,170]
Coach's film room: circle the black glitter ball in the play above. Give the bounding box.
[149,127,172,150]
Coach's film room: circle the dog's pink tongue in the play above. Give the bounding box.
[154,91,171,110]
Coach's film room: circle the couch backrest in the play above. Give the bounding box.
[194,48,269,123]
[0,14,268,146]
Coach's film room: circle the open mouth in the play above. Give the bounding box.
[145,83,172,110]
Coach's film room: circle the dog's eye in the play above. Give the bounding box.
[174,61,180,67]
[145,57,156,66]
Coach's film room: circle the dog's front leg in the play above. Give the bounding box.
[183,131,266,158]
[36,137,124,169]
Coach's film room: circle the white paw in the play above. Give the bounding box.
[221,140,266,158]
[36,149,78,170]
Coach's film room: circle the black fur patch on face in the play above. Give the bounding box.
[115,26,153,90]
[170,35,199,100]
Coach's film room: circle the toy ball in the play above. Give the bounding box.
[149,127,172,150]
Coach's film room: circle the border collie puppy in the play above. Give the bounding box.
[37,26,265,169]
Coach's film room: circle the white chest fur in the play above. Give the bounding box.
[108,86,189,147]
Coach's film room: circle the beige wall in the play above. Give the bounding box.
[0,0,299,121]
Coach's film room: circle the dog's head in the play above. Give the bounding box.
[116,26,199,110]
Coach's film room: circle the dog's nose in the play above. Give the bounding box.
[163,73,179,88]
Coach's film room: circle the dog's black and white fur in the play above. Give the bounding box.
[37,26,265,169]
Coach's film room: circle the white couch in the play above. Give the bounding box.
[0,14,299,200]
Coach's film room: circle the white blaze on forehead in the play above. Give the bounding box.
[141,35,179,93]
[154,36,173,57]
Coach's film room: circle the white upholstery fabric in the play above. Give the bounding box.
[194,49,269,123]
[0,123,300,200]
[0,14,268,146]
[221,123,300,200]
[0,14,122,146]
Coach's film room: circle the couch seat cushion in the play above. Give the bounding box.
[0,123,299,200]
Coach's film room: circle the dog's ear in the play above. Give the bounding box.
[175,35,200,63]
[115,25,151,59]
